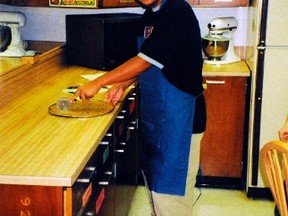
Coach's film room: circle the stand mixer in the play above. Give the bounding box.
[0,12,27,57]
[202,17,240,64]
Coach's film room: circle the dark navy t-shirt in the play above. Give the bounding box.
[139,0,204,96]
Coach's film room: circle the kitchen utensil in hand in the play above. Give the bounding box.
[56,97,71,111]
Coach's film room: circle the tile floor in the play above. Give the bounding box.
[128,186,275,216]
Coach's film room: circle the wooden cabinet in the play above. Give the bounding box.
[198,76,247,187]
[0,86,139,216]
[99,0,138,8]
[0,0,138,7]
[187,0,249,7]
[0,0,249,7]
[0,0,49,6]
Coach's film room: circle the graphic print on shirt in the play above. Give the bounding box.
[144,26,154,38]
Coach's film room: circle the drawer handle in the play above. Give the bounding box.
[85,166,96,171]
[100,141,109,145]
[98,181,109,185]
[77,178,90,183]
[105,171,112,175]
[105,133,113,137]
[206,80,225,85]
[115,149,125,153]
[119,142,126,146]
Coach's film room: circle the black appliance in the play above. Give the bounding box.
[66,13,143,71]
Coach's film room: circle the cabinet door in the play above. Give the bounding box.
[0,0,11,4]
[10,0,49,6]
[200,77,246,178]
[0,185,63,216]
[101,0,138,7]
[199,0,248,7]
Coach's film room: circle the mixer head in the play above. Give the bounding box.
[208,17,238,37]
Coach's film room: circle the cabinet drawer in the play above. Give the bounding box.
[71,128,114,215]
[200,77,247,178]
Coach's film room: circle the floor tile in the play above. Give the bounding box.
[128,186,275,216]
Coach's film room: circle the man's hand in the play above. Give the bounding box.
[105,84,125,105]
[71,80,101,102]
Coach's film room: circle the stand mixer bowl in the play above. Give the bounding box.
[202,35,229,61]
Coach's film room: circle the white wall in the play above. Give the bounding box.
[0,4,248,46]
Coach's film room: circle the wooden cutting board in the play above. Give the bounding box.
[49,100,114,118]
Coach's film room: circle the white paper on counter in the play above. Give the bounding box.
[62,73,111,94]
[81,73,104,81]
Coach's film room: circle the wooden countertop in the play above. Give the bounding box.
[0,50,132,187]
[202,61,250,77]
[0,44,250,187]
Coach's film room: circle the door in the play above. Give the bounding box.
[200,77,247,178]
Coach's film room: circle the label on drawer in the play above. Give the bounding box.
[103,146,109,164]
[82,182,92,208]
[96,188,105,214]
[129,100,135,114]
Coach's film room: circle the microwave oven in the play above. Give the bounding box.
[66,13,143,71]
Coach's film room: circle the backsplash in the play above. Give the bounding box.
[0,4,248,46]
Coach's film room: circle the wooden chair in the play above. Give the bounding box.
[261,140,288,216]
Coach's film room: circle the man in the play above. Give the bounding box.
[72,0,205,214]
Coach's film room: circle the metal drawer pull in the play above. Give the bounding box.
[127,126,135,130]
[206,80,225,84]
[98,181,109,185]
[119,142,126,146]
[100,141,109,145]
[85,166,96,171]
[105,133,112,137]
[128,97,135,101]
[115,149,125,153]
[77,178,90,183]
[85,212,94,216]
[105,171,112,175]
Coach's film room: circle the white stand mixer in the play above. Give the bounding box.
[203,17,240,64]
[0,12,27,57]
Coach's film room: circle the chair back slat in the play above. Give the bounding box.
[261,141,288,216]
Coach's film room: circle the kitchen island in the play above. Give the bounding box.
[0,43,140,215]
[0,43,250,215]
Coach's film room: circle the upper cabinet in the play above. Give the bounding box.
[0,0,249,7]
[0,0,49,6]
[99,0,138,8]
[188,0,249,7]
